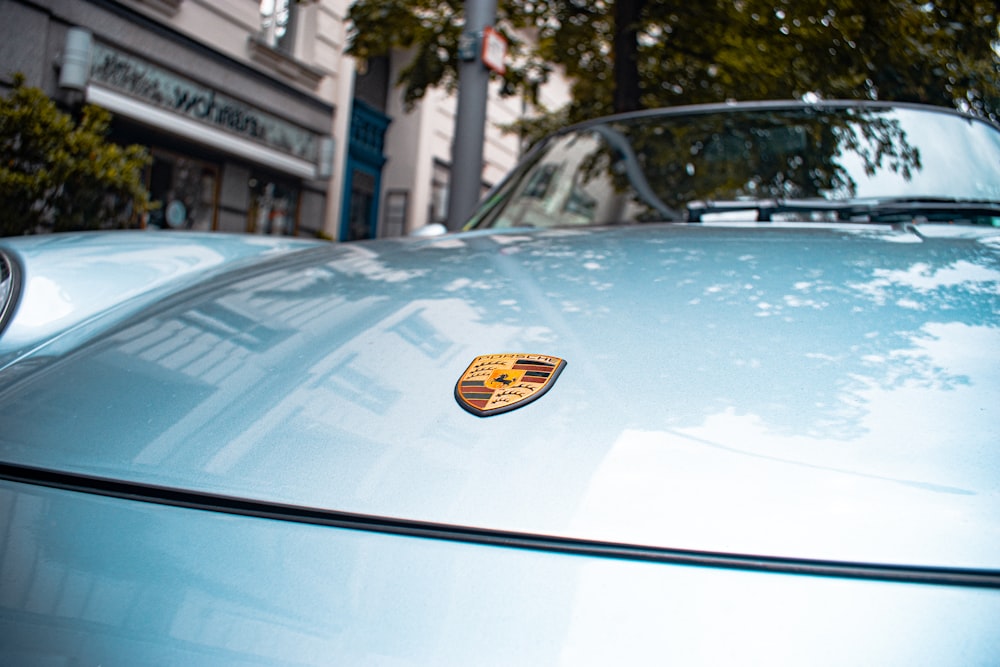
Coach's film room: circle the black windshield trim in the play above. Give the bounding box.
[556,99,1000,137]
[2,461,998,589]
[0,249,22,339]
[686,198,1000,223]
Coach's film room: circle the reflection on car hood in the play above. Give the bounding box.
[0,231,317,368]
[1,224,999,570]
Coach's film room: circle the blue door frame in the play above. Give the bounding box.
[340,100,391,241]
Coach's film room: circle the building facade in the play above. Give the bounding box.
[3,0,350,238]
[361,50,570,238]
[2,0,567,240]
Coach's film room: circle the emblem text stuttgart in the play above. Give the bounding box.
[455,354,567,417]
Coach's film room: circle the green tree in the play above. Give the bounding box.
[347,0,1000,126]
[0,74,151,236]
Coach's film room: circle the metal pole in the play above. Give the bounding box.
[445,0,498,231]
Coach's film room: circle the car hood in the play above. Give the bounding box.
[0,231,317,368]
[1,224,999,570]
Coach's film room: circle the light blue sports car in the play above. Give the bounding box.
[2,101,999,665]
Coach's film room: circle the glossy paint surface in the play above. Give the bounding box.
[2,223,998,571]
[2,479,999,666]
[0,231,318,367]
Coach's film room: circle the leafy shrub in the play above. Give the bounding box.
[0,73,151,236]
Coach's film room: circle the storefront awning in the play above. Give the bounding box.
[87,85,321,180]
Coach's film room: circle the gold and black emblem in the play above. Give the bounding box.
[455,354,567,417]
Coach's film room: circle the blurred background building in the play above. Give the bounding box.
[1,0,567,240]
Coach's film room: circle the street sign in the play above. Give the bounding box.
[481,26,507,75]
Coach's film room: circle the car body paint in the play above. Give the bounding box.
[2,223,998,571]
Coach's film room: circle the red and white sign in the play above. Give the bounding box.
[481,26,508,75]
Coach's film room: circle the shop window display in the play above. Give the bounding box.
[248,177,299,236]
[146,152,219,231]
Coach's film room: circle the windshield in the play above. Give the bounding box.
[466,103,1000,229]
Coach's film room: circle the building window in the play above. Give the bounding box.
[145,151,219,231]
[345,169,377,241]
[248,1,322,88]
[430,160,450,225]
[260,0,296,53]
[247,176,299,235]
[383,190,408,238]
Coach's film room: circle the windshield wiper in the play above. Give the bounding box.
[686,198,1000,224]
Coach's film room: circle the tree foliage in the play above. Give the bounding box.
[0,74,151,236]
[347,0,1000,127]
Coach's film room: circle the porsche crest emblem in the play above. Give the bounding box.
[455,354,567,417]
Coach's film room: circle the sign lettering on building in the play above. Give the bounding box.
[90,43,318,162]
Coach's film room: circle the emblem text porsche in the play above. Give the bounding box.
[455,354,567,417]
